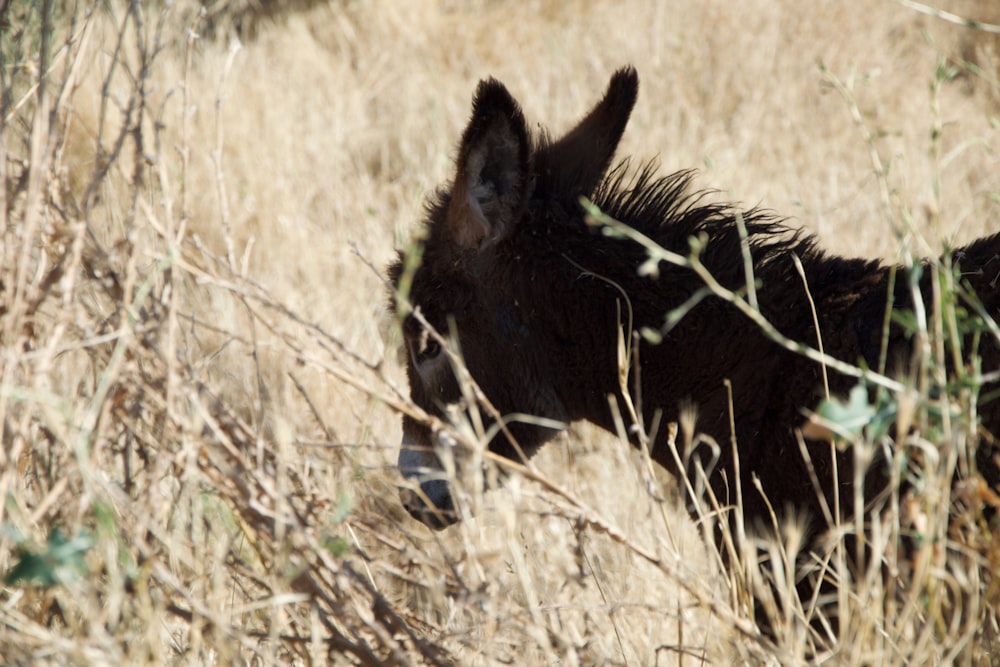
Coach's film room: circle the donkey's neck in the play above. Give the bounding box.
[533,224,882,461]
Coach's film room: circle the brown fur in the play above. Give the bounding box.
[389,67,1000,569]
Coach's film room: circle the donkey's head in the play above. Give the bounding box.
[389,68,639,528]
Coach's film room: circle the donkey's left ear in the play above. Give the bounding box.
[537,67,638,198]
[446,78,531,251]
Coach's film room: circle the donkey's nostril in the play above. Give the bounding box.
[399,486,458,530]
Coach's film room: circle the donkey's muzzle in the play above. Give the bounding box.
[398,433,459,529]
[399,485,458,530]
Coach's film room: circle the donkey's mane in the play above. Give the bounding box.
[589,160,825,276]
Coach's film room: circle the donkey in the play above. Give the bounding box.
[388,67,1000,588]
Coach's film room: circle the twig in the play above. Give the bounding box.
[897,0,1000,34]
[583,198,906,394]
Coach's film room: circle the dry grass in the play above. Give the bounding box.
[1,0,1000,664]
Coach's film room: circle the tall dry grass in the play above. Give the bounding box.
[1,0,999,664]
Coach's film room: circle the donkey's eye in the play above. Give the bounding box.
[413,332,443,366]
[417,338,442,363]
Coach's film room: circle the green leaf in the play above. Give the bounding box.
[814,384,877,442]
[4,528,94,588]
[322,535,352,558]
[332,490,352,524]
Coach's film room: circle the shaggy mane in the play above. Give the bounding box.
[590,160,823,271]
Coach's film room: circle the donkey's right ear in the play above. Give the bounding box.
[446,79,531,251]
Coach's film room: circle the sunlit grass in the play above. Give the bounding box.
[1,0,998,664]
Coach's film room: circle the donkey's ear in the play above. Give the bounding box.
[538,66,638,198]
[446,78,531,251]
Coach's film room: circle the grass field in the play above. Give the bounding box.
[2,0,1000,664]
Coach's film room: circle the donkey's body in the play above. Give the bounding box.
[390,68,1000,559]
